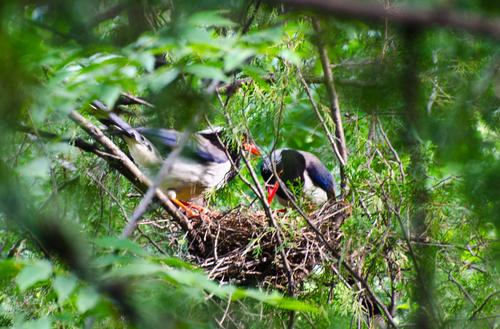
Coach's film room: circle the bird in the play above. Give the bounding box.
[260,148,335,208]
[97,109,260,216]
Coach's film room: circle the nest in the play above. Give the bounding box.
[188,200,352,288]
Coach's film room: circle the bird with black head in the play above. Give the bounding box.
[260,148,335,208]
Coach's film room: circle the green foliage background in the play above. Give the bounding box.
[0,0,499,328]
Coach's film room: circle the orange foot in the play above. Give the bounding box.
[169,198,211,222]
[185,202,213,223]
[169,197,199,217]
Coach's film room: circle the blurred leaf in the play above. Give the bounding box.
[129,51,155,72]
[104,262,163,278]
[224,49,255,72]
[53,274,77,304]
[241,27,283,44]
[14,317,51,329]
[17,158,50,179]
[145,68,179,92]
[184,64,227,82]
[94,237,148,256]
[76,287,99,313]
[17,261,53,291]
[0,259,21,278]
[242,289,319,312]
[99,84,121,108]
[188,10,236,27]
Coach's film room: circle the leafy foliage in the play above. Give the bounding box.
[0,0,499,328]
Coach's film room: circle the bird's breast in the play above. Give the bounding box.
[303,172,328,204]
[160,156,231,201]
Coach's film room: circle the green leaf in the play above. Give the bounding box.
[17,261,53,291]
[244,289,316,311]
[129,51,155,72]
[76,287,99,313]
[184,64,227,82]
[273,297,319,312]
[164,269,225,295]
[53,274,77,304]
[160,257,198,271]
[99,84,121,108]
[241,27,283,44]
[94,237,148,256]
[91,254,135,268]
[18,158,50,179]
[224,49,255,72]
[0,259,21,278]
[188,10,236,27]
[16,317,51,329]
[146,68,179,92]
[104,262,164,278]
[279,49,302,66]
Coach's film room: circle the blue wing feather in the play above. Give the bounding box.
[304,156,335,195]
[308,167,334,192]
[136,128,179,149]
[136,128,228,163]
[193,148,227,163]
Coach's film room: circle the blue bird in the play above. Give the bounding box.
[260,148,335,207]
[99,110,260,216]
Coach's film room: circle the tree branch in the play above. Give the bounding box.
[273,0,500,40]
[470,290,500,320]
[312,17,348,193]
[66,111,205,251]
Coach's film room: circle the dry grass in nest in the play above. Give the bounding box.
[188,200,352,288]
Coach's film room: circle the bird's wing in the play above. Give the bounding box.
[135,128,179,150]
[300,151,335,196]
[138,128,229,164]
[192,133,229,163]
[92,101,137,138]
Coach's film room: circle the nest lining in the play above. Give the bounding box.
[186,200,352,287]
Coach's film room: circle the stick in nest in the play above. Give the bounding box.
[189,200,352,287]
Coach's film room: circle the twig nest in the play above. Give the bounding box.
[189,200,352,287]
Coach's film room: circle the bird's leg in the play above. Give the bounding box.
[181,202,217,222]
[181,202,208,214]
[170,197,200,217]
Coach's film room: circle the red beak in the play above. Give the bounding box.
[267,182,279,205]
[243,142,261,156]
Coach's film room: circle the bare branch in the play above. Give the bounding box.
[297,69,345,170]
[470,290,500,320]
[272,0,500,40]
[312,17,348,194]
[448,271,477,306]
[66,110,202,250]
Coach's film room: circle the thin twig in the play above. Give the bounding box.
[67,110,197,245]
[470,290,500,319]
[297,69,345,169]
[448,271,477,306]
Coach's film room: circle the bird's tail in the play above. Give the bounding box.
[90,100,136,139]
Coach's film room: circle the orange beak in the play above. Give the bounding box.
[267,182,279,205]
[243,142,261,156]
